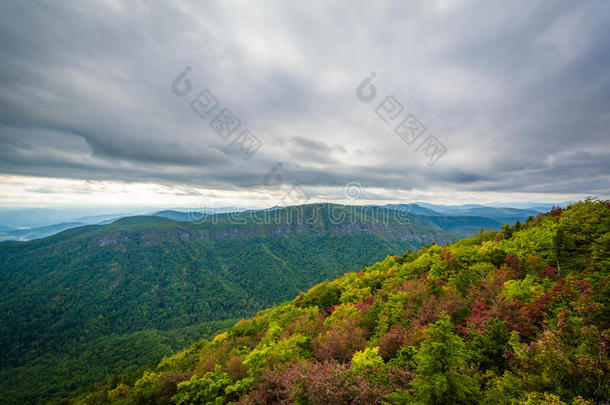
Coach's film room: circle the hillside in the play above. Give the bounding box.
[0,204,455,404]
[0,222,87,241]
[69,199,609,404]
[153,210,199,222]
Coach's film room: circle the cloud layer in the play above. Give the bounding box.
[1,0,609,205]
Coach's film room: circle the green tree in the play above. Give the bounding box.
[468,318,511,374]
[172,365,232,405]
[410,314,480,404]
[501,224,513,240]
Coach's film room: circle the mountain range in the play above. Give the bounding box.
[0,202,550,242]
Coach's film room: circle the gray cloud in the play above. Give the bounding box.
[0,0,609,202]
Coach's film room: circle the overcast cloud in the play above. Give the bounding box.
[0,0,609,206]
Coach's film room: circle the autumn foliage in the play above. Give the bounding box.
[74,199,610,404]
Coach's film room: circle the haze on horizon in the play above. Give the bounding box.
[1,0,609,209]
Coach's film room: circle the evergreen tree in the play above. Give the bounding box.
[409,313,481,405]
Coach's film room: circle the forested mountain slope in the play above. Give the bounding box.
[0,204,454,404]
[70,199,609,405]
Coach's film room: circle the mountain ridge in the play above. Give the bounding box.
[0,202,546,242]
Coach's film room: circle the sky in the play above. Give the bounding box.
[0,0,609,209]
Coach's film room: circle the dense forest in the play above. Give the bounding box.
[0,204,457,404]
[66,199,609,404]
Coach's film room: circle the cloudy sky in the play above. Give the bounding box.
[1,0,609,208]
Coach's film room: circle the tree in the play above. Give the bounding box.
[501,224,513,240]
[351,346,384,372]
[172,365,232,405]
[379,326,408,360]
[312,319,367,362]
[468,318,511,374]
[519,392,566,404]
[553,228,565,276]
[409,314,480,404]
